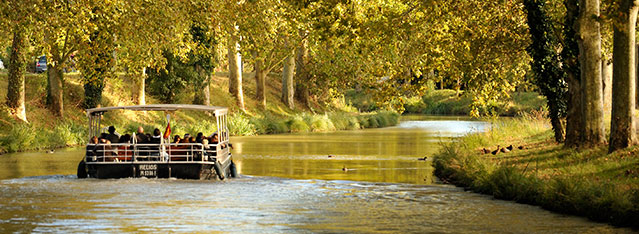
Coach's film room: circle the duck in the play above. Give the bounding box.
[342,166,348,172]
[500,147,510,153]
[46,149,55,154]
[328,154,334,158]
[506,145,513,151]
[480,148,490,154]
[418,156,428,161]
[518,145,526,150]
[491,145,500,155]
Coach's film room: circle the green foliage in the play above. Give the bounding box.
[147,51,197,103]
[228,114,256,136]
[0,124,36,153]
[523,0,568,141]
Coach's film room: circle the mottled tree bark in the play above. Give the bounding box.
[227,33,245,110]
[281,53,295,109]
[47,64,64,117]
[564,0,582,147]
[576,0,605,146]
[295,39,311,108]
[609,0,638,152]
[7,26,28,122]
[136,68,146,105]
[254,55,267,108]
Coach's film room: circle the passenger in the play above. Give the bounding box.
[196,132,204,143]
[150,128,162,144]
[99,132,109,141]
[120,134,132,144]
[86,136,99,156]
[148,128,162,158]
[173,135,182,144]
[106,126,120,143]
[135,126,149,143]
[188,136,196,143]
[183,133,191,140]
[210,133,233,149]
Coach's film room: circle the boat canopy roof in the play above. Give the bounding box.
[86,104,228,116]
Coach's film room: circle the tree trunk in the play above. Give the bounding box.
[295,40,311,108]
[281,53,295,109]
[47,65,64,117]
[7,26,28,122]
[254,56,267,108]
[576,0,605,146]
[136,68,146,105]
[609,0,638,153]
[193,64,210,105]
[202,73,211,106]
[227,33,245,110]
[564,0,582,147]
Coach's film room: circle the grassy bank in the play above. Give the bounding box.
[432,115,639,228]
[0,70,398,154]
[346,89,547,116]
[403,90,546,116]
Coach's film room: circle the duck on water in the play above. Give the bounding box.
[76,104,238,180]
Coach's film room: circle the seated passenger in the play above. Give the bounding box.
[86,136,99,156]
[173,135,182,144]
[150,128,161,144]
[106,126,120,143]
[120,134,132,144]
[136,126,149,143]
[196,132,204,143]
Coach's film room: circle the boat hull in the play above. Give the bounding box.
[84,159,234,180]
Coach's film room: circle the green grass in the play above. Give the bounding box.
[433,115,639,228]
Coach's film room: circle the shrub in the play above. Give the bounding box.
[1,124,36,153]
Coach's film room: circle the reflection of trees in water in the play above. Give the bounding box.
[0,151,83,179]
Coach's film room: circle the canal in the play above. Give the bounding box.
[0,116,630,233]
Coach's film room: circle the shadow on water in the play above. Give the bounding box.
[0,116,631,233]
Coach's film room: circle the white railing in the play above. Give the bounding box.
[85,142,228,163]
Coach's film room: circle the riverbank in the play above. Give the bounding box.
[0,71,398,154]
[346,89,546,116]
[432,115,639,228]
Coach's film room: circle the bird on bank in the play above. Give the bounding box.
[342,166,348,172]
[518,145,526,150]
[491,145,500,155]
[47,149,55,154]
[418,156,428,161]
[506,145,513,151]
[480,148,490,154]
[500,147,510,153]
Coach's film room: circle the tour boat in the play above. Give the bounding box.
[76,104,237,180]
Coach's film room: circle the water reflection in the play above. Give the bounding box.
[0,176,626,233]
[232,116,489,184]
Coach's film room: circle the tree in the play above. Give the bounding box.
[524,0,568,142]
[40,0,89,117]
[608,0,639,152]
[227,27,245,110]
[576,0,605,146]
[78,2,117,109]
[281,51,295,109]
[2,0,39,122]
[564,0,583,147]
[117,0,194,105]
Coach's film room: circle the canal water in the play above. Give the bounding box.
[0,116,631,233]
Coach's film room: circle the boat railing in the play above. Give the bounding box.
[85,142,227,163]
